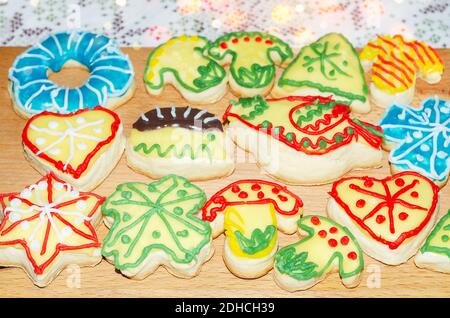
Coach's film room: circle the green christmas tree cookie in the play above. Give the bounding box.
[273,33,370,113]
[274,215,364,291]
[102,175,213,279]
[206,31,293,97]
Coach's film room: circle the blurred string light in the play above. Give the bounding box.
[271,4,293,24]
[293,28,315,48]
[223,9,246,29]
[177,0,202,15]
[115,0,127,7]
[30,0,39,7]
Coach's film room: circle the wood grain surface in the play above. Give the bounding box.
[0,47,449,298]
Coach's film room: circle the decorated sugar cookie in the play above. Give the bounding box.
[206,32,293,97]
[102,175,213,279]
[127,106,235,181]
[327,171,440,265]
[0,173,104,287]
[9,31,135,118]
[415,210,450,274]
[379,96,450,188]
[223,95,383,185]
[360,34,444,108]
[144,35,227,104]
[274,215,364,291]
[22,107,125,191]
[201,180,303,278]
[272,33,369,113]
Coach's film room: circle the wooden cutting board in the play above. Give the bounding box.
[0,47,449,298]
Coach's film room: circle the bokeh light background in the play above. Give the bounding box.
[0,0,448,47]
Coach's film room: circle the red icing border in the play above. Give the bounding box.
[0,173,104,275]
[22,106,121,179]
[223,95,382,155]
[328,171,440,250]
[201,179,303,222]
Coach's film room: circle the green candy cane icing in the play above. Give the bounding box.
[102,175,211,271]
[420,210,450,257]
[207,31,293,89]
[275,215,364,283]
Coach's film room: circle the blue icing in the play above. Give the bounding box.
[9,31,134,115]
[379,96,450,183]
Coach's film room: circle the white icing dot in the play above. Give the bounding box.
[54,182,64,190]
[20,189,32,199]
[420,144,430,152]
[48,121,59,129]
[49,148,61,155]
[37,181,47,190]
[76,117,86,124]
[405,135,413,143]
[9,212,21,222]
[437,151,448,159]
[441,107,449,114]
[93,127,103,134]
[76,200,87,210]
[416,154,424,162]
[10,198,21,208]
[397,111,406,120]
[20,221,30,230]
[77,143,87,150]
[62,226,73,237]
[36,137,46,145]
[413,131,423,139]
[30,240,40,251]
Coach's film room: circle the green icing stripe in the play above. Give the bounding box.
[295,101,337,126]
[420,210,450,258]
[133,142,213,163]
[234,225,276,255]
[231,95,269,121]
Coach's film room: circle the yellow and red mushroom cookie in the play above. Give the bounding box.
[327,171,440,265]
[223,95,383,185]
[360,34,444,108]
[201,179,303,278]
[22,107,125,191]
[274,215,364,292]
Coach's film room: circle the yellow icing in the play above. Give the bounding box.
[27,109,116,175]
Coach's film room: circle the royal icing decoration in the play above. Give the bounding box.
[101,175,212,278]
[273,33,369,113]
[9,31,134,116]
[328,172,440,264]
[202,180,303,278]
[360,35,443,107]
[274,215,364,291]
[0,173,103,286]
[379,96,450,187]
[206,31,293,95]
[23,106,121,179]
[144,35,227,102]
[415,210,450,273]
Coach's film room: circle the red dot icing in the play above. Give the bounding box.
[231,185,240,193]
[272,187,280,194]
[257,191,264,199]
[340,236,349,245]
[399,212,409,220]
[220,42,228,49]
[411,191,419,198]
[278,195,288,202]
[329,227,338,234]
[232,38,238,44]
[244,36,250,42]
[251,184,261,191]
[255,36,262,42]
[364,179,374,187]
[395,178,405,187]
[238,191,248,199]
[311,216,320,225]
[376,215,386,224]
[348,251,357,260]
[356,199,366,208]
[328,239,338,248]
[319,230,327,238]
[265,39,273,45]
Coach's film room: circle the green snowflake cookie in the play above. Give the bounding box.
[273,33,369,113]
[206,31,293,96]
[144,35,227,103]
[274,215,364,291]
[102,175,212,279]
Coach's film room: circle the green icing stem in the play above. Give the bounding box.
[234,225,277,255]
[207,31,293,89]
[133,142,213,163]
[143,36,226,93]
[420,210,450,257]
[275,216,364,281]
[101,175,211,270]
